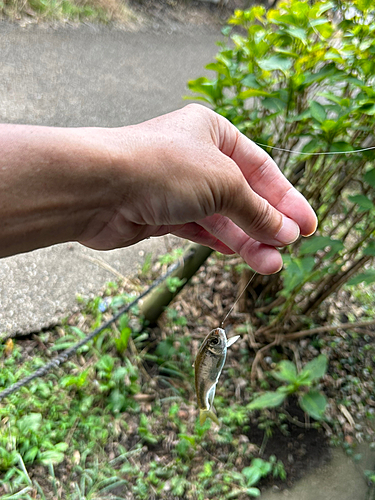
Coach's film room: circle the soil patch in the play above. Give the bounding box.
[127,0,250,28]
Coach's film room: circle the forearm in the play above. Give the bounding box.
[0,106,316,274]
[0,124,114,257]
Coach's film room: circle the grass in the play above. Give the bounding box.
[0,0,137,23]
[0,249,375,498]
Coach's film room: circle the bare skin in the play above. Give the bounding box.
[0,104,317,274]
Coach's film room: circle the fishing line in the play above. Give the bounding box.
[219,143,375,326]
[221,270,257,327]
[255,143,375,155]
[0,256,186,402]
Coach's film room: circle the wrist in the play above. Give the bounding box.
[0,124,119,256]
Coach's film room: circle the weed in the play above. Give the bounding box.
[1,0,136,23]
[158,248,184,267]
[248,355,328,421]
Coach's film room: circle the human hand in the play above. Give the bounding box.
[79,104,317,274]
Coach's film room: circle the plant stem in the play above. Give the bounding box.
[271,318,375,341]
[139,243,212,325]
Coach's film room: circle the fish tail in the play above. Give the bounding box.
[199,409,220,426]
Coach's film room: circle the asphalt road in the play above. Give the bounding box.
[0,21,221,335]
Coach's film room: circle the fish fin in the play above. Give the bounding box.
[227,335,241,348]
[208,385,216,408]
[199,409,220,426]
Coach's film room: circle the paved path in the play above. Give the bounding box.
[0,21,220,335]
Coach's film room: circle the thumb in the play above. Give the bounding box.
[218,166,301,247]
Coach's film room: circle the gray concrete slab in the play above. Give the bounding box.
[261,444,375,500]
[0,21,221,335]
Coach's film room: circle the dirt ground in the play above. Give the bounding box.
[127,0,274,28]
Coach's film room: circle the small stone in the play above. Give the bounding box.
[238,435,249,444]
[345,435,353,445]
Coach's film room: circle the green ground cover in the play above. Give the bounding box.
[0,0,136,23]
[1,250,375,499]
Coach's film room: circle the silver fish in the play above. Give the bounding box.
[194,327,240,425]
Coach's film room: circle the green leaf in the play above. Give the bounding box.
[281,256,315,293]
[16,413,42,434]
[248,391,286,410]
[245,488,261,497]
[348,194,374,212]
[118,313,129,331]
[115,326,132,352]
[23,446,39,463]
[313,1,334,16]
[242,459,272,486]
[284,26,307,43]
[300,236,343,256]
[287,108,311,123]
[241,74,261,89]
[299,355,327,383]
[257,56,293,72]
[238,89,270,99]
[303,64,339,86]
[347,269,375,286]
[320,119,338,133]
[187,77,221,105]
[300,390,327,420]
[363,241,375,256]
[359,102,375,115]
[155,338,173,358]
[272,360,298,383]
[310,101,327,123]
[364,168,375,188]
[109,388,127,413]
[96,354,115,373]
[54,442,68,452]
[70,326,86,338]
[241,467,262,487]
[262,97,286,112]
[39,450,65,465]
[226,488,260,499]
[329,141,354,153]
[301,138,323,153]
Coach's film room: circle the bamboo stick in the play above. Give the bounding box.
[139,243,213,325]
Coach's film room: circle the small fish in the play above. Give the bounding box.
[194,328,240,425]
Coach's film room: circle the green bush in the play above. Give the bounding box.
[188,0,375,335]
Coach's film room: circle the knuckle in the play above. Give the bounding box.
[249,198,275,234]
[211,215,231,235]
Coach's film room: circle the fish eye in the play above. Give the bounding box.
[210,338,219,345]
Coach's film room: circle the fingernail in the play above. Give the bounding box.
[302,214,318,237]
[275,216,300,245]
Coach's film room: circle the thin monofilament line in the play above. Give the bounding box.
[221,271,257,327]
[255,143,375,155]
